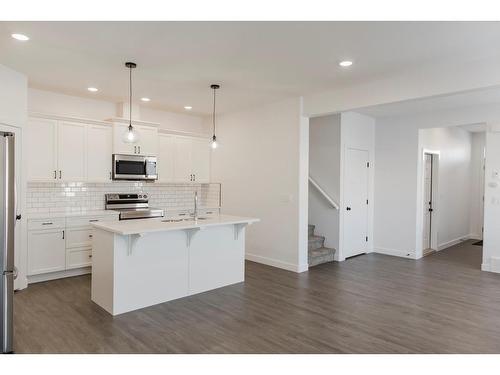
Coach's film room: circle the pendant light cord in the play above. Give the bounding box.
[212,87,216,137]
[129,65,132,127]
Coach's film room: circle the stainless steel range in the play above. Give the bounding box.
[105,193,164,220]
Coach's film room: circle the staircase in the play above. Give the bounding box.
[308,224,336,267]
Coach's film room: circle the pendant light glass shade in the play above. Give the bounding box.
[123,62,139,144]
[122,124,140,143]
[210,84,220,150]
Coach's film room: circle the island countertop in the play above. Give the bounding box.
[90,214,259,235]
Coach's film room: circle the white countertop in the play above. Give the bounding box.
[91,214,259,235]
[26,210,120,220]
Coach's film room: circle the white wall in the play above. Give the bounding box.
[418,127,473,251]
[308,114,340,250]
[339,112,375,260]
[28,88,207,135]
[211,97,308,272]
[0,64,27,126]
[483,127,500,273]
[470,132,486,239]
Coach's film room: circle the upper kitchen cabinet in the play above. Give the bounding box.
[26,117,58,181]
[111,120,158,156]
[57,121,87,181]
[26,115,111,182]
[173,135,210,183]
[87,124,113,182]
[158,133,175,182]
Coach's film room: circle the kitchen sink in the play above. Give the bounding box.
[162,217,209,223]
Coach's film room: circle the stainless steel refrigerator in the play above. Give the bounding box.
[1,132,15,354]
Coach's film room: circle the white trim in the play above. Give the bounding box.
[374,247,415,259]
[245,253,305,273]
[27,267,91,284]
[106,117,160,128]
[308,175,339,209]
[482,256,500,273]
[29,112,110,126]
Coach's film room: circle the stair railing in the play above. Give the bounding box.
[308,175,339,210]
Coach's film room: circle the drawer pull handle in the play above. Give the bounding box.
[88,254,92,258]
[42,222,53,225]
[89,219,98,222]
[89,234,93,238]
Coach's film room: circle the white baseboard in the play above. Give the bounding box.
[374,247,415,259]
[27,267,91,284]
[437,234,475,251]
[245,253,304,273]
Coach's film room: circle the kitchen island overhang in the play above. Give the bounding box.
[90,215,259,315]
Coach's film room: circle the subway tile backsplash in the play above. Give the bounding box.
[26,181,221,214]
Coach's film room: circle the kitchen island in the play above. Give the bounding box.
[90,215,259,315]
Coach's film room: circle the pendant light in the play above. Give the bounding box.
[210,84,220,149]
[122,62,140,143]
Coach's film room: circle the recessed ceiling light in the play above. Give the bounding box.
[184,106,193,110]
[11,33,29,41]
[141,97,151,102]
[87,87,98,92]
[339,60,353,67]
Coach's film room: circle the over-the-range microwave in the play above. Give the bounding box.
[112,154,158,181]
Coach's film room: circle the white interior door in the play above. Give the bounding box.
[344,148,369,258]
[422,153,433,251]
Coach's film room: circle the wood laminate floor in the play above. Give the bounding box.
[13,240,500,353]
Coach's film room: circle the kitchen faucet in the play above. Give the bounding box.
[192,191,198,220]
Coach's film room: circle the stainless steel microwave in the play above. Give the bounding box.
[112,154,158,181]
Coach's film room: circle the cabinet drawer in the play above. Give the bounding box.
[66,215,118,228]
[28,218,65,231]
[66,248,92,269]
[66,228,93,248]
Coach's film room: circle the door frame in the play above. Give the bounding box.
[417,149,440,258]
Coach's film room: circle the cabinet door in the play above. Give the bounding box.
[26,118,58,181]
[158,134,175,182]
[57,121,87,181]
[174,137,193,182]
[87,124,112,182]
[27,229,66,275]
[136,125,158,156]
[191,137,211,183]
[113,123,136,155]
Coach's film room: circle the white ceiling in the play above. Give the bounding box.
[2,21,500,115]
[357,86,500,119]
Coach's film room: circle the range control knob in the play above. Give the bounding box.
[143,194,148,199]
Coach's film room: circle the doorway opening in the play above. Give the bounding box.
[422,152,438,256]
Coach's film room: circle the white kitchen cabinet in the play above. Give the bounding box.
[27,228,66,275]
[136,125,158,155]
[158,134,176,182]
[173,136,210,183]
[190,137,211,183]
[174,136,193,182]
[57,121,87,181]
[87,124,113,182]
[112,122,158,156]
[26,118,58,181]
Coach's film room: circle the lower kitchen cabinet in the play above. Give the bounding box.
[27,214,119,281]
[27,228,66,275]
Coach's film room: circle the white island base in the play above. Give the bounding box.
[90,215,258,315]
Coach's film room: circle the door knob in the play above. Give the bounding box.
[346,207,351,211]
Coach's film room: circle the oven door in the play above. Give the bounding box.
[113,154,148,180]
